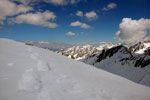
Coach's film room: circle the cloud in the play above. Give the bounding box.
[8,11,58,28]
[45,0,81,5]
[76,11,83,17]
[43,0,69,5]
[11,0,37,5]
[102,3,117,11]
[76,10,98,21]
[70,21,82,26]
[116,18,150,44]
[70,21,91,29]
[85,11,98,20]
[0,21,4,25]
[0,0,33,24]
[66,31,75,36]
[15,5,33,14]
[22,0,82,5]
[80,23,90,29]
[13,0,81,5]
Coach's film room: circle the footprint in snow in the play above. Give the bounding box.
[37,60,51,72]
[54,74,82,93]
[27,47,32,52]
[18,68,42,92]
[8,63,14,67]
[30,53,39,60]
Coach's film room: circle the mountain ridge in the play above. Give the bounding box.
[58,41,150,86]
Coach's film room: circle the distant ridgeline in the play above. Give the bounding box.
[25,41,73,52]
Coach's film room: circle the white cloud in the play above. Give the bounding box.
[44,0,68,5]
[76,11,83,17]
[0,0,33,24]
[0,21,4,25]
[9,11,58,28]
[85,11,98,20]
[70,21,91,29]
[16,5,33,14]
[43,0,80,5]
[66,31,75,36]
[70,21,82,26]
[80,23,90,29]
[76,10,98,20]
[13,0,81,5]
[102,3,117,11]
[11,0,36,5]
[70,0,80,4]
[116,18,150,44]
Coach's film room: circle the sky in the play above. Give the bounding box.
[0,0,150,44]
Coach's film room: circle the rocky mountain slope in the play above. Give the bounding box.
[59,41,150,87]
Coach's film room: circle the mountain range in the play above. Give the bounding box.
[58,41,150,87]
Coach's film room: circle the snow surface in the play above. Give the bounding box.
[0,38,150,100]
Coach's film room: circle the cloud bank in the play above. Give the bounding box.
[13,0,81,6]
[116,18,150,44]
[0,0,33,24]
[44,0,81,5]
[9,11,58,28]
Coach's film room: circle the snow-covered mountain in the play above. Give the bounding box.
[80,41,150,86]
[129,40,150,54]
[58,43,118,60]
[58,41,150,87]
[1,38,150,100]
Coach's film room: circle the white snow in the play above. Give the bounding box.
[0,38,150,100]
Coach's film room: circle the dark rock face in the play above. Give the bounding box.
[96,45,124,62]
[129,42,145,52]
[94,43,150,68]
[135,49,150,68]
[135,58,150,68]
[120,47,150,68]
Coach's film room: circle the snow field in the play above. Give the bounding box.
[1,38,150,100]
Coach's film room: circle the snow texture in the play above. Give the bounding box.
[0,38,150,100]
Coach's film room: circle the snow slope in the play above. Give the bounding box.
[0,38,150,100]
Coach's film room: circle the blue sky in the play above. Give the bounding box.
[0,0,150,44]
